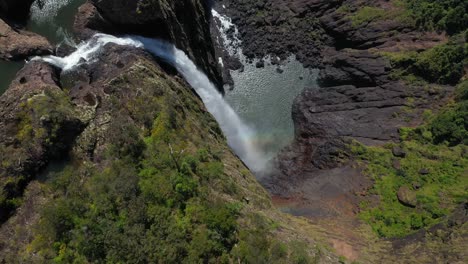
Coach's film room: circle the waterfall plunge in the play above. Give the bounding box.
[36,34,267,173]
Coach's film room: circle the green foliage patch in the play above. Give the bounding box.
[383,38,467,85]
[25,62,311,263]
[404,0,468,35]
[356,80,468,238]
[349,6,387,27]
[355,141,467,238]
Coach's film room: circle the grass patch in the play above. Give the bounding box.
[381,38,467,85]
[349,6,387,27]
[355,140,468,238]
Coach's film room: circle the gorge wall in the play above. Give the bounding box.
[75,0,223,89]
[0,0,340,262]
[216,0,467,262]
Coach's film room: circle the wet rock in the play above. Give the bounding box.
[392,147,407,158]
[0,19,52,60]
[397,186,417,208]
[55,42,77,57]
[255,60,264,68]
[60,66,90,89]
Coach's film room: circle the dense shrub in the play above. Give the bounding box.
[430,81,468,145]
[385,40,467,85]
[405,0,468,35]
[414,42,466,84]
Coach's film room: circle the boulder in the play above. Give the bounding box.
[392,147,407,158]
[419,168,430,175]
[397,186,417,208]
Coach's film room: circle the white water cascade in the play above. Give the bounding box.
[35,34,267,172]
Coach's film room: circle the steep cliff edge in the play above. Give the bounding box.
[74,0,222,89]
[0,43,339,263]
[0,1,340,262]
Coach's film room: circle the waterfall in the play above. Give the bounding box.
[35,34,267,173]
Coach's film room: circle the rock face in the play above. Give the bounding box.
[74,0,222,89]
[215,0,339,68]
[0,61,83,222]
[237,0,453,217]
[0,19,52,60]
[0,0,34,22]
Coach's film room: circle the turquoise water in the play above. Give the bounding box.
[225,57,318,159]
[0,61,24,94]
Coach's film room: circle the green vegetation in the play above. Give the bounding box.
[383,37,467,85]
[340,1,467,34]
[355,80,468,238]
[349,6,387,27]
[404,0,468,35]
[21,61,316,263]
[0,88,80,223]
[430,81,468,145]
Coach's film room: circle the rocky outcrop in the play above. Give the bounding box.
[228,0,452,212]
[0,19,52,60]
[215,0,340,68]
[397,186,417,208]
[0,61,83,222]
[74,0,222,89]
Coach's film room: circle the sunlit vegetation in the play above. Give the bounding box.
[405,0,468,35]
[22,61,315,263]
[382,36,467,85]
[355,80,468,238]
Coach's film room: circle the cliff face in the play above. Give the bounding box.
[0,1,339,262]
[218,0,467,262]
[0,0,52,60]
[75,0,222,89]
[0,43,338,262]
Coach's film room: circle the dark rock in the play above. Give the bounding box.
[55,42,77,57]
[318,49,392,87]
[276,67,284,74]
[75,0,223,90]
[0,61,84,223]
[255,60,264,68]
[412,182,422,190]
[397,186,417,208]
[392,147,407,158]
[0,19,52,60]
[60,66,90,89]
[419,168,430,175]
